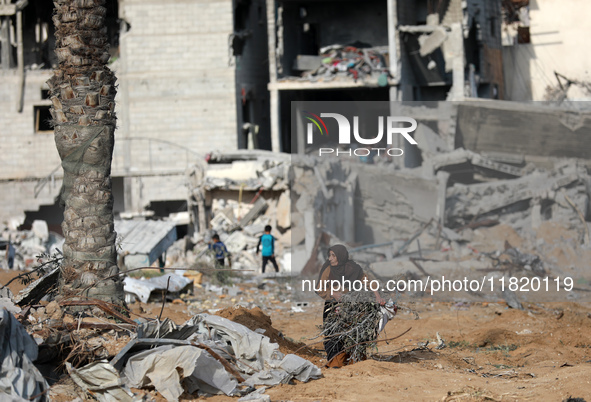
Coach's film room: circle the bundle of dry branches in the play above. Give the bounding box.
[321,291,384,362]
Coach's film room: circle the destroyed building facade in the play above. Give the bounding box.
[267,0,505,154]
[0,0,271,225]
[501,0,591,102]
[1,0,590,235]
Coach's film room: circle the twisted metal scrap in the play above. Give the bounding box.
[321,291,383,363]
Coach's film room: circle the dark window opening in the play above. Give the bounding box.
[148,200,188,219]
[19,199,64,236]
[34,105,52,132]
[16,0,120,69]
[234,0,251,31]
[41,89,50,99]
[489,17,497,38]
[517,26,530,44]
[112,176,125,217]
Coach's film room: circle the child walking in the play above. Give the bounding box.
[209,234,231,283]
[256,225,279,273]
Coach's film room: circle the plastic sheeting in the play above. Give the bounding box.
[123,273,193,303]
[0,308,48,402]
[124,345,237,401]
[116,313,321,401]
[67,361,134,402]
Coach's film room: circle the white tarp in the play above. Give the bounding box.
[118,314,321,401]
[123,273,193,303]
[124,345,237,401]
[0,309,48,402]
[67,361,134,402]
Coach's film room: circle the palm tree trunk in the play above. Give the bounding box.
[47,0,123,305]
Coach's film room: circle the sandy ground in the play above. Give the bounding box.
[2,270,591,401]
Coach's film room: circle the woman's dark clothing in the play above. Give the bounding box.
[318,244,366,366]
[323,300,344,362]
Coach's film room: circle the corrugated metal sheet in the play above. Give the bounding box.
[114,220,177,266]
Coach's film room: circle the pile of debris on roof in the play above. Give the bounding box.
[290,45,390,84]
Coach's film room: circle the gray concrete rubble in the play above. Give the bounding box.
[1,148,591,400]
[0,220,64,271]
[445,160,589,232]
[3,147,591,306]
[185,152,291,274]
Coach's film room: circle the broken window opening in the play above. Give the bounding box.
[0,15,16,69]
[517,25,530,44]
[34,105,52,133]
[278,0,389,80]
[148,200,188,220]
[3,0,121,70]
[501,0,529,45]
[234,0,252,31]
[489,17,497,38]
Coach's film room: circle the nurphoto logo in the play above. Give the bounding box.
[304,111,418,157]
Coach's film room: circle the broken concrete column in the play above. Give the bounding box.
[446,23,465,101]
[436,171,450,227]
[304,210,315,261]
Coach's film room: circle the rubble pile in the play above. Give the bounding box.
[294,45,390,84]
[186,151,292,274]
[0,284,321,401]
[445,160,590,235]
[0,220,64,270]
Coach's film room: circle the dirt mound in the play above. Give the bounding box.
[216,306,321,364]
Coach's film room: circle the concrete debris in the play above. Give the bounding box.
[502,288,524,310]
[183,152,294,273]
[14,267,60,307]
[0,287,19,315]
[240,198,268,227]
[430,148,525,180]
[198,152,289,191]
[446,160,589,230]
[0,223,64,271]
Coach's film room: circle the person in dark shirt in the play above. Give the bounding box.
[5,240,15,269]
[256,225,279,273]
[209,234,231,283]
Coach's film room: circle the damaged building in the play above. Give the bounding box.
[0,0,272,229]
[501,0,591,102]
[267,0,505,153]
[2,0,591,279]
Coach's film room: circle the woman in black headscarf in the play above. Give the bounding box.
[317,244,384,367]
